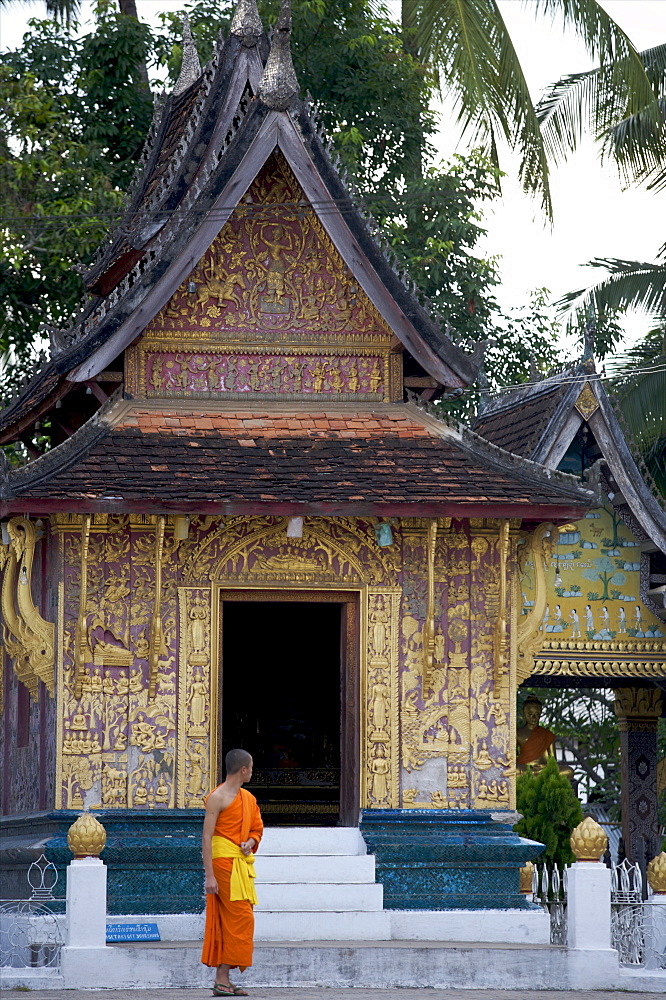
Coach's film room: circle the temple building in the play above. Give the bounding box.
[475,358,666,866]
[0,0,662,918]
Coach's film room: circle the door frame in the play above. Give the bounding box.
[215,587,361,826]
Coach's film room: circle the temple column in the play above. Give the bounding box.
[613,686,663,870]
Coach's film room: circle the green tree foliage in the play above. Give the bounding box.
[0,9,153,392]
[514,756,584,867]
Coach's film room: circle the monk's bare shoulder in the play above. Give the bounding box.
[205,784,236,814]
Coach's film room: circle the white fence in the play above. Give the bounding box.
[532,858,665,969]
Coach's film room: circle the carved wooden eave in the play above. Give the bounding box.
[474,364,666,555]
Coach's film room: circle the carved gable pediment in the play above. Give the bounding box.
[127,152,400,402]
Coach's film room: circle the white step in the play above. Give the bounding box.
[256,882,383,911]
[259,827,366,856]
[254,853,375,884]
[255,910,391,941]
[389,909,550,944]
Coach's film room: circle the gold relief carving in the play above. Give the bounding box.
[476,778,509,803]
[181,516,397,588]
[473,740,493,769]
[613,686,662,727]
[574,382,600,419]
[614,686,663,718]
[178,588,214,807]
[0,517,55,697]
[61,756,100,808]
[137,343,392,402]
[102,762,128,806]
[56,518,178,810]
[542,638,665,654]
[135,152,394,397]
[533,658,666,678]
[128,753,174,808]
[516,523,554,684]
[364,590,400,808]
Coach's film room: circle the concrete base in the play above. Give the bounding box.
[619,967,666,993]
[9,938,626,991]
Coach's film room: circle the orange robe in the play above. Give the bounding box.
[201,787,263,972]
[516,725,555,765]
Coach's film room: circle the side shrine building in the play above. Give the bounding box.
[1,0,662,916]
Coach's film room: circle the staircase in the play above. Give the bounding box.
[254,826,390,940]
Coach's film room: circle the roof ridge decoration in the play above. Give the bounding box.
[259,0,299,111]
[173,14,202,96]
[230,0,263,46]
[475,363,594,420]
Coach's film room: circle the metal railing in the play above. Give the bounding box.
[0,855,64,971]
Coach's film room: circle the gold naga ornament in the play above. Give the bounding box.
[647,852,666,894]
[67,812,107,858]
[570,816,608,861]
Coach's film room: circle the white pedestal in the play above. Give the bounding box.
[65,857,107,949]
[644,894,666,970]
[61,857,111,987]
[567,861,611,949]
[566,860,619,989]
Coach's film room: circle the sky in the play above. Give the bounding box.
[0,0,664,353]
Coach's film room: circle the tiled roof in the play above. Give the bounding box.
[473,383,569,458]
[4,402,593,514]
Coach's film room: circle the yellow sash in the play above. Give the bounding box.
[211,836,258,904]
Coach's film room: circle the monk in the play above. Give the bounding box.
[202,748,263,997]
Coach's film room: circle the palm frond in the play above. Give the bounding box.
[537,42,666,187]
[413,0,553,217]
[533,0,659,115]
[557,258,666,318]
[0,0,81,24]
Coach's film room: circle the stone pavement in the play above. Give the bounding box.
[1,990,663,999]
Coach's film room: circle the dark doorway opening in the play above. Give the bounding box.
[221,595,358,825]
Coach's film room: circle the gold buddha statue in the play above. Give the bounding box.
[516,695,574,779]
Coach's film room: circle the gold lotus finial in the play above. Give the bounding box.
[647,852,666,894]
[570,816,607,861]
[519,860,535,893]
[67,811,107,859]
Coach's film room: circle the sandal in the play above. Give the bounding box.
[213,986,248,997]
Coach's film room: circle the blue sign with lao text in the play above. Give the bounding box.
[106,922,161,942]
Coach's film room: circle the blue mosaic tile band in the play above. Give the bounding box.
[360,808,545,910]
[0,810,206,914]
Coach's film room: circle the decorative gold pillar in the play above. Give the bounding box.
[614,686,663,864]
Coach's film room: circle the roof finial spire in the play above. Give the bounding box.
[230,0,263,46]
[583,300,596,368]
[259,0,299,111]
[173,14,201,96]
